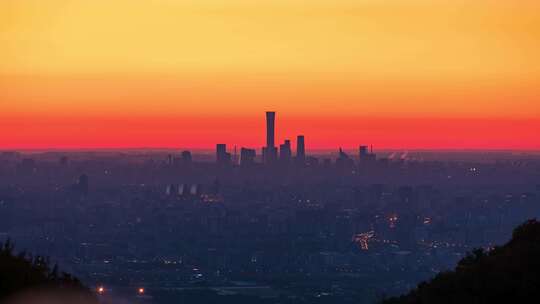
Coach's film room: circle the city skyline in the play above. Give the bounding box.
[2,2,540,304]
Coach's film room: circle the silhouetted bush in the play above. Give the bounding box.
[0,239,95,302]
[383,219,540,304]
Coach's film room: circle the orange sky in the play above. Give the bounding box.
[1,0,539,150]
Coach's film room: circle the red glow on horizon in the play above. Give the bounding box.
[1,115,538,150]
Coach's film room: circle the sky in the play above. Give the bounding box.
[1,0,539,150]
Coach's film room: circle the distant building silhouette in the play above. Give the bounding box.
[359,146,369,158]
[240,148,256,167]
[359,145,377,164]
[178,184,186,196]
[296,135,305,165]
[279,140,292,164]
[190,184,201,196]
[233,145,239,165]
[181,150,192,165]
[266,112,275,149]
[216,144,231,166]
[165,184,177,196]
[263,111,278,164]
[336,148,354,169]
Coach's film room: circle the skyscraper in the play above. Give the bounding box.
[263,111,278,164]
[279,139,292,164]
[296,135,305,164]
[216,144,231,166]
[266,111,275,148]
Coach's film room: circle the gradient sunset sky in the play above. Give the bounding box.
[1,0,539,150]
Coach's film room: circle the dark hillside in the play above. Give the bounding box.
[383,219,540,304]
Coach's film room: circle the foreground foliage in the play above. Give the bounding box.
[0,239,95,302]
[383,219,540,304]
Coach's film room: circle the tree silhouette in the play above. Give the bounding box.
[383,219,540,304]
[0,239,95,302]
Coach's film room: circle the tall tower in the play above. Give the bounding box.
[296,135,305,164]
[266,112,275,149]
[264,111,278,164]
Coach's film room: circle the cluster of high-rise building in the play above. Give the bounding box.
[215,111,375,168]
